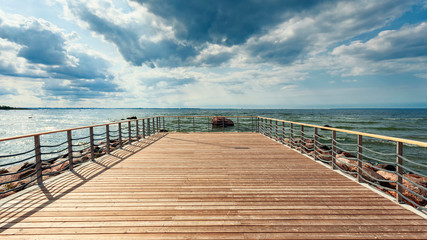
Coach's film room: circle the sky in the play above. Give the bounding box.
[0,0,426,109]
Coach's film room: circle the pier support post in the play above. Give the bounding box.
[142,119,146,139]
[275,120,278,140]
[90,127,94,161]
[396,142,403,203]
[314,128,318,161]
[34,135,43,185]
[290,123,294,148]
[136,120,139,140]
[282,122,285,143]
[332,130,336,169]
[106,125,110,154]
[67,130,73,171]
[128,121,132,144]
[147,119,151,136]
[118,123,122,149]
[357,135,363,182]
[300,125,304,154]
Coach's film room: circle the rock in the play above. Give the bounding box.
[127,116,137,120]
[376,164,396,172]
[212,117,234,127]
[51,161,69,173]
[336,157,357,172]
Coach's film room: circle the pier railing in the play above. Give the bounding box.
[257,116,427,213]
[1,115,426,214]
[0,116,163,196]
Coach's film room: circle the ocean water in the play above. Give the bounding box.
[0,108,426,173]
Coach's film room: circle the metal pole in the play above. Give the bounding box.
[269,119,272,138]
[222,116,225,132]
[67,130,73,171]
[357,135,363,182]
[147,118,150,136]
[142,119,146,139]
[118,123,122,149]
[300,125,304,154]
[282,122,285,142]
[106,125,110,154]
[275,120,279,140]
[332,130,336,169]
[128,121,132,144]
[193,117,195,132]
[314,128,318,161]
[178,117,180,132]
[34,135,42,185]
[290,123,294,148]
[396,142,403,203]
[237,117,239,132]
[90,127,94,161]
[207,117,210,132]
[136,120,139,140]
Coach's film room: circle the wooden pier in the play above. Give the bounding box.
[1,133,426,239]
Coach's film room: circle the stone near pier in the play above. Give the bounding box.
[211,117,234,127]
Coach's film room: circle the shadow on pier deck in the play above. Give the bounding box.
[1,133,426,239]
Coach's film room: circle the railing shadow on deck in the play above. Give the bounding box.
[0,133,167,232]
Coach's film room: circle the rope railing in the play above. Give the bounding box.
[1,115,426,214]
[0,116,163,197]
[257,116,427,213]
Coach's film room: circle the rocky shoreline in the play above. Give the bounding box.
[282,137,427,207]
[0,137,136,199]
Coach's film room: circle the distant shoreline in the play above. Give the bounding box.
[0,106,30,110]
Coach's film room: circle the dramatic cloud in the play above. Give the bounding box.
[333,22,427,61]
[246,0,413,65]
[0,0,426,108]
[132,0,325,46]
[0,15,70,65]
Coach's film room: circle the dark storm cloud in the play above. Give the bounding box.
[0,19,68,65]
[70,5,197,67]
[132,0,325,46]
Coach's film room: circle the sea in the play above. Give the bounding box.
[0,108,426,173]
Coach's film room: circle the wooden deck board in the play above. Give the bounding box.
[1,132,426,239]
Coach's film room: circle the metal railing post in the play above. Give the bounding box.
[357,135,363,182]
[222,116,225,132]
[136,120,139,140]
[332,130,337,169]
[269,119,272,138]
[237,117,239,132]
[290,123,294,148]
[118,123,122,149]
[300,125,304,154]
[314,128,318,161]
[90,127,94,161]
[148,118,151,136]
[128,121,132,144]
[142,119,146,138]
[67,130,73,171]
[396,142,403,203]
[282,122,285,142]
[192,117,195,132]
[207,117,210,132]
[106,125,110,154]
[275,120,278,140]
[178,117,180,132]
[163,117,165,130]
[34,135,43,185]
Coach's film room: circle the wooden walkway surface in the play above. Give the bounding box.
[1,132,426,239]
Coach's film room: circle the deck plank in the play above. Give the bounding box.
[0,132,426,239]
